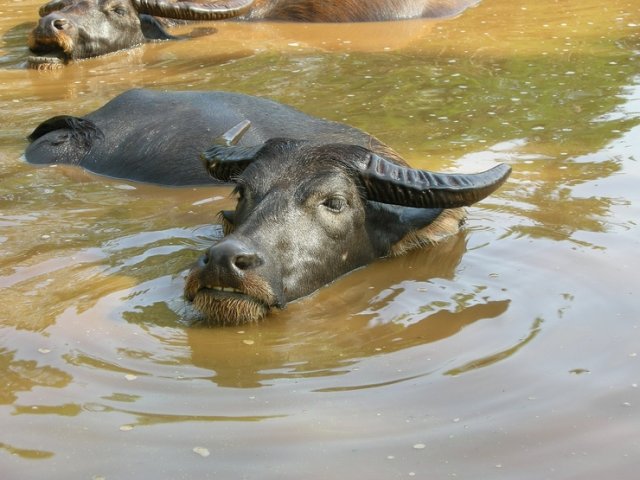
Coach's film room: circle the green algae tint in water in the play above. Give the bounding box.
[1,0,640,479]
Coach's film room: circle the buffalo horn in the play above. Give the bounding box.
[39,0,74,17]
[133,0,254,21]
[357,153,512,208]
[215,119,251,147]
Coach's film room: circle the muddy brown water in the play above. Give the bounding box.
[1,0,639,478]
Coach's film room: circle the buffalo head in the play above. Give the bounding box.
[184,122,511,325]
[28,0,254,68]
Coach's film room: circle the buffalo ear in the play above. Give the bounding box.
[28,115,103,143]
[26,115,103,165]
[365,200,444,256]
[201,144,263,182]
[200,120,257,182]
[139,14,176,41]
[202,135,304,182]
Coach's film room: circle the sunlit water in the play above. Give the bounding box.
[1,0,639,478]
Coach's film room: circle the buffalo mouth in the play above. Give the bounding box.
[184,281,273,326]
[27,54,66,70]
[27,33,73,69]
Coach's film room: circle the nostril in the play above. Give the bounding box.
[233,253,260,271]
[207,240,263,274]
[200,251,210,266]
[52,18,68,30]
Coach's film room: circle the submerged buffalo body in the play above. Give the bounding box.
[28,0,479,67]
[26,89,510,325]
[25,88,402,185]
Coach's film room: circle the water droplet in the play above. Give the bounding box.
[193,447,210,457]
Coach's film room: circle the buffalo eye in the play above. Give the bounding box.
[321,195,347,213]
[109,4,127,15]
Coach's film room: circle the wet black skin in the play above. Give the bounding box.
[25,89,384,185]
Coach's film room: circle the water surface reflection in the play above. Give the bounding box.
[1,0,640,478]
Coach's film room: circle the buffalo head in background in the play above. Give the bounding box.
[27,0,479,68]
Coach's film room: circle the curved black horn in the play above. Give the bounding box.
[357,153,511,208]
[39,0,74,17]
[200,120,260,182]
[133,0,254,21]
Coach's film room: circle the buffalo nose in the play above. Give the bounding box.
[204,239,263,275]
[52,18,69,30]
[38,13,70,33]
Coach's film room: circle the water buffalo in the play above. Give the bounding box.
[186,128,509,325]
[26,88,410,185]
[25,89,510,326]
[28,0,479,67]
